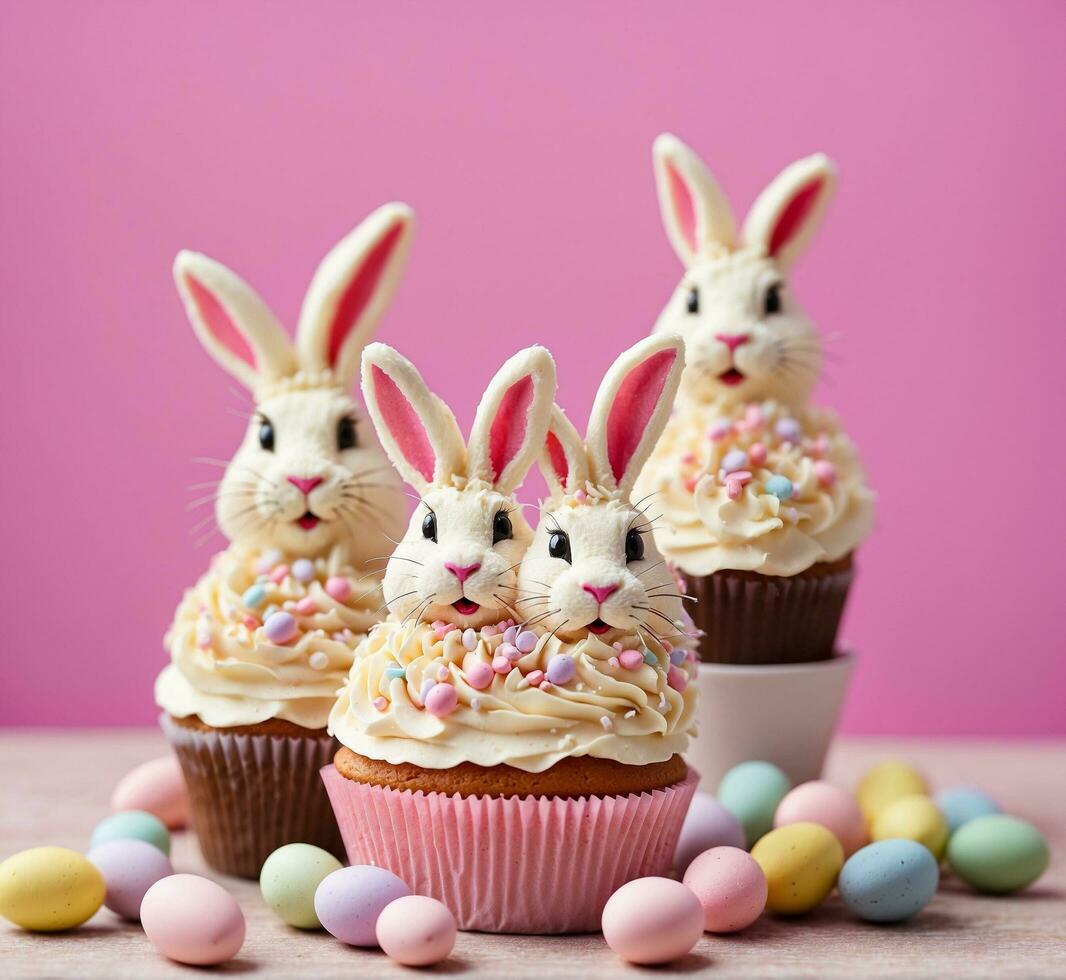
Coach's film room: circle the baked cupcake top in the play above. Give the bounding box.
[156,546,383,729]
[328,615,698,773]
[636,399,874,577]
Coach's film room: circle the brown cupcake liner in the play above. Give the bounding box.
[682,554,855,665]
[160,714,344,878]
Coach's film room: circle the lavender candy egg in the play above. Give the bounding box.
[546,654,576,685]
[314,865,411,947]
[263,611,298,644]
[675,793,747,875]
[291,558,315,582]
[87,839,174,920]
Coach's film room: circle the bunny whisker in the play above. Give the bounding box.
[520,609,562,630]
[646,591,696,603]
[378,589,419,614]
[635,605,683,630]
[493,594,521,621]
[401,594,435,628]
[636,560,669,581]
[366,555,423,567]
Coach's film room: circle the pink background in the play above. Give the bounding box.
[2,2,1064,732]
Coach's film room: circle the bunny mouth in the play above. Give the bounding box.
[296,511,321,530]
[453,598,480,616]
[587,618,612,635]
[718,368,746,386]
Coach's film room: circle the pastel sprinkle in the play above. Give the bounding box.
[464,661,494,690]
[384,666,406,681]
[765,475,794,500]
[526,670,545,687]
[670,649,686,666]
[470,698,482,711]
[503,626,518,644]
[683,474,700,492]
[745,404,764,428]
[708,419,732,440]
[624,709,636,719]
[325,576,352,602]
[546,654,576,685]
[263,611,298,644]
[242,615,258,630]
[643,649,657,665]
[424,683,458,717]
[373,696,388,712]
[242,584,266,608]
[538,681,551,690]
[775,418,802,441]
[434,623,457,639]
[270,564,290,584]
[295,597,317,616]
[491,655,513,675]
[721,449,748,473]
[612,642,624,651]
[608,657,620,668]
[462,628,478,651]
[814,459,837,486]
[726,479,744,500]
[436,665,450,682]
[574,489,588,503]
[291,558,315,582]
[196,628,211,649]
[309,651,329,670]
[420,679,436,704]
[619,649,644,671]
[681,451,697,465]
[499,643,521,663]
[515,630,538,654]
[481,625,498,638]
[256,548,283,574]
[667,665,689,691]
[600,716,613,731]
[749,442,768,466]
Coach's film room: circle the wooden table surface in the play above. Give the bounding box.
[1,731,1063,978]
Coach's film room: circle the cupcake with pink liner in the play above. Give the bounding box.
[324,337,699,933]
[155,204,413,876]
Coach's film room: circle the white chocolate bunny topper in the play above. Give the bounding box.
[652,134,836,408]
[361,342,557,630]
[517,335,688,643]
[174,204,412,565]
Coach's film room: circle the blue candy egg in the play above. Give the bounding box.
[935,786,1000,833]
[242,584,266,608]
[91,810,171,856]
[764,475,793,500]
[838,839,939,923]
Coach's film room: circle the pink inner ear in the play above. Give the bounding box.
[666,161,698,255]
[545,429,569,488]
[185,275,256,369]
[327,222,404,369]
[606,350,676,483]
[488,376,534,482]
[371,364,436,483]
[769,177,823,257]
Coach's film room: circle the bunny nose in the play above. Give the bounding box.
[445,562,481,585]
[582,584,619,605]
[715,333,749,353]
[287,476,324,496]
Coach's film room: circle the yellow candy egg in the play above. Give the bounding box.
[0,846,105,931]
[750,822,844,914]
[856,759,928,826]
[871,795,949,860]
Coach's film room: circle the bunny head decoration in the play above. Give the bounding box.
[361,342,557,630]
[517,335,687,644]
[652,134,836,409]
[174,204,413,567]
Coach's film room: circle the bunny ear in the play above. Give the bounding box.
[540,405,589,497]
[467,346,557,494]
[653,133,736,266]
[741,154,836,269]
[586,334,685,496]
[296,203,414,386]
[360,342,465,492]
[174,251,296,389]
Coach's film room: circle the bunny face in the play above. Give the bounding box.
[362,342,556,630]
[652,134,835,409]
[175,204,414,566]
[517,334,687,644]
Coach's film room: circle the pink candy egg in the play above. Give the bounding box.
[314,865,411,947]
[140,874,245,966]
[424,683,458,717]
[683,846,767,933]
[110,755,188,829]
[325,576,352,602]
[675,793,747,875]
[774,780,867,856]
[463,659,494,690]
[601,877,703,965]
[376,895,457,966]
[88,839,174,920]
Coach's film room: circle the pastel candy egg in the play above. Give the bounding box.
[296,596,317,616]
[241,583,266,608]
[141,874,245,965]
[314,865,411,946]
[91,809,170,856]
[546,654,576,685]
[464,660,494,690]
[601,876,703,965]
[667,665,689,691]
[764,475,793,500]
[674,793,747,874]
[750,822,844,915]
[110,755,188,829]
[424,682,458,717]
[683,846,767,933]
[870,794,948,860]
[264,611,298,644]
[838,839,939,923]
[0,846,105,931]
[619,649,643,670]
[721,449,748,473]
[291,558,315,582]
[325,576,352,601]
[515,630,538,653]
[856,759,928,825]
[87,838,174,920]
[260,843,343,929]
[947,814,1049,894]
[256,547,283,573]
[774,780,867,856]
[491,654,513,674]
[935,786,1001,833]
[775,417,802,441]
[813,459,837,486]
[749,442,768,465]
[718,760,791,846]
[376,895,457,967]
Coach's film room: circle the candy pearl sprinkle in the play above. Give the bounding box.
[263,611,298,644]
[325,576,351,602]
[292,558,315,583]
[764,475,794,500]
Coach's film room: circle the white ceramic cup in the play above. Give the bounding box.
[685,653,855,792]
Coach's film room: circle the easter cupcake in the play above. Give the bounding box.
[156,205,414,876]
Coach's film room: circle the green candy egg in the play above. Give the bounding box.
[91,810,170,856]
[260,843,343,928]
[718,761,791,847]
[947,814,1049,894]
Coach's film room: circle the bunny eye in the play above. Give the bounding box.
[421,512,437,542]
[492,511,513,545]
[548,531,572,564]
[763,283,783,316]
[624,529,645,563]
[337,416,358,451]
[686,287,699,314]
[257,418,275,452]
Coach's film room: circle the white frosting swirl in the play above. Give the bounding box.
[156,546,384,729]
[329,617,698,772]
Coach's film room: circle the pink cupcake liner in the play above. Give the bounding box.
[321,764,698,934]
